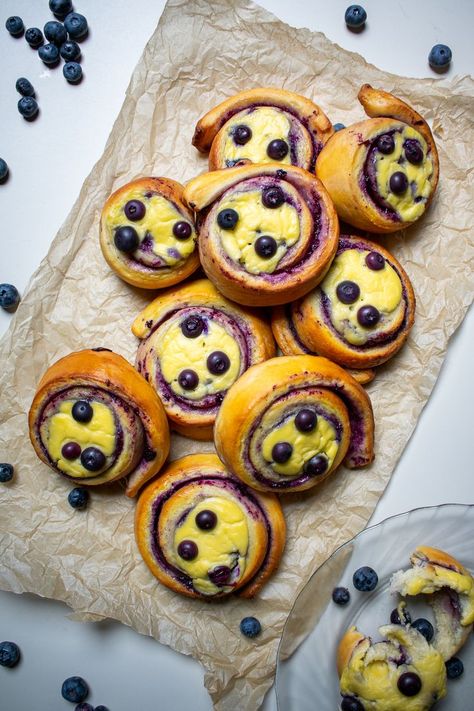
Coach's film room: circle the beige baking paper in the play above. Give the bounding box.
[1,0,473,708]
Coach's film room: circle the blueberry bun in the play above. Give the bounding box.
[277,235,415,371]
[183,164,339,307]
[28,349,170,497]
[132,279,276,440]
[316,85,439,234]
[214,355,374,494]
[192,87,334,171]
[100,177,200,289]
[135,453,286,599]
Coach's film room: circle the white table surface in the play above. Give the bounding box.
[0,1,473,709]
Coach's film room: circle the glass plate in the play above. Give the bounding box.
[276,504,474,710]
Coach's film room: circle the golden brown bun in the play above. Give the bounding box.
[336,626,367,678]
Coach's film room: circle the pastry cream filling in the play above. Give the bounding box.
[106,187,196,266]
[216,190,300,274]
[172,497,249,595]
[156,320,241,400]
[262,413,338,476]
[374,126,432,222]
[223,107,292,166]
[321,249,403,346]
[46,401,116,477]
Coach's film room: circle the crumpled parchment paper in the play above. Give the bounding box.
[0,0,473,708]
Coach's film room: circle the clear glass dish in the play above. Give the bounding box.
[276,503,474,710]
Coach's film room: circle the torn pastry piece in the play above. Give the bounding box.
[337,624,447,711]
[28,349,170,497]
[132,279,276,440]
[391,545,474,660]
[316,84,439,234]
[135,453,286,599]
[100,177,200,289]
[192,87,334,171]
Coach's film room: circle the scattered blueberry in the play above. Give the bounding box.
[60,39,81,62]
[353,566,378,592]
[49,0,73,19]
[428,44,452,70]
[0,158,9,183]
[38,42,60,66]
[445,656,464,679]
[72,400,93,423]
[15,77,35,97]
[114,225,139,253]
[412,618,434,642]
[44,20,67,46]
[61,676,89,704]
[332,587,350,605]
[5,16,24,37]
[75,704,94,711]
[333,123,345,132]
[0,284,20,310]
[195,509,217,530]
[80,447,106,472]
[341,697,365,711]
[266,139,289,161]
[217,208,239,230]
[0,464,15,483]
[233,124,252,145]
[345,5,367,30]
[254,235,277,258]
[64,12,88,40]
[397,671,422,696]
[18,96,39,120]
[240,616,262,638]
[177,540,198,560]
[63,61,83,84]
[390,606,411,625]
[25,27,44,48]
[0,641,21,667]
[68,487,89,510]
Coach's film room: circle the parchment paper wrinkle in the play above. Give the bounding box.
[1,0,473,709]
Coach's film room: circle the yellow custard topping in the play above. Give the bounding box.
[172,497,249,595]
[46,401,115,477]
[223,107,292,166]
[156,319,241,400]
[106,187,196,266]
[262,413,338,476]
[321,249,403,346]
[217,189,300,274]
[374,126,432,222]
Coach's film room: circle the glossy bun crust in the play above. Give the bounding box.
[135,453,286,598]
[28,349,170,497]
[316,85,439,234]
[100,177,200,289]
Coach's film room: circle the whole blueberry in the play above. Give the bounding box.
[0,158,9,183]
[173,221,192,239]
[195,509,217,530]
[114,225,139,253]
[390,607,411,625]
[178,369,199,391]
[38,42,60,66]
[240,616,261,638]
[81,447,106,472]
[357,305,380,328]
[0,284,20,310]
[272,442,293,464]
[377,133,395,154]
[5,16,24,37]
[295,409,317,432]
[64,12,88,40]
[254,235,277,258]
[336,280,360,304]
[75,704,94,711]
[266,139,289,160]
[412,618,434,642]
[344,5,367,29]
[63,62,83,84]
[25,27,44,48]
[68,487,89,510]
[0,464,14,483]
[49,0,73,19]
[341,698,365,711]
[233,124,252,145]
[177,540,198,560]
[61,676,89,704]
[262,186,284,209]
[60,40,81,62]
[445,656,464,679]
[18,97,39,120]
[397,671,422,696]
[332,586,350,606]
[208,565,232,586]
[333,123,345,132]
[353,566,378,591]
[72,400,93,423]
[62,442,81,460]
[44,20,67,46]
[181,315,204,338]
[0,641,21,667]
[365,251,385,271]
[429,44,452,70]
[207,351,230,375]
[303,454,328,477]
[404,139,423,165]
[16,78,35,97]
[217,208,239,230]
[389,171,408,194]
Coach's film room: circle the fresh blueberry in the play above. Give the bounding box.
[357,305,380,328]
[81,447,106,472]
[333,123,345,132]
[217,208,239,230]
[61,676,89,704]
[5,16,24,37]
[0,464,14,483]
[254,235,277,258]
[390,606,411,625]
[62,442,81,460]
[0,158,9,183]
[44,20,67,46]
[207,351,230,375]
[60,40,81,62]
[412,618,434,642]
[332,587,350,605]
[18,97,39,120]
[428,44,452,70]
[63,61,83,84]
[303,454,328,477]
[389,171,408,194]
[262,186,284,209]
[240,616,262,638]
[25,27,44,48]
[75,704,94,711]
[195,510,217,530]
[353,566,378,591]
[208,565,231,586]
[295,409,317,432]
[377,133,395,154]
[114,225,139,253]
[0,284,20,310]
[341,697,365,711]
[173,221,192,239]
[345,5,367,29]
[72,400,93,423]
[64,12,88,40]
[177,540,198,560]
[181,315,204,338]
[404,139,423,165]
[16,77,35,97]
[232,124,252,145]
[336,280,360,304]
[272,442,293,464]
[178,369,199,391]
[68,487,89,510]
[49,0,73,19]
[38,42,60,66]
[266,139,289,160]
[0,641,20,667]
[397,671,422,696]
[445,656,464,679]
[365,251,385,271]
